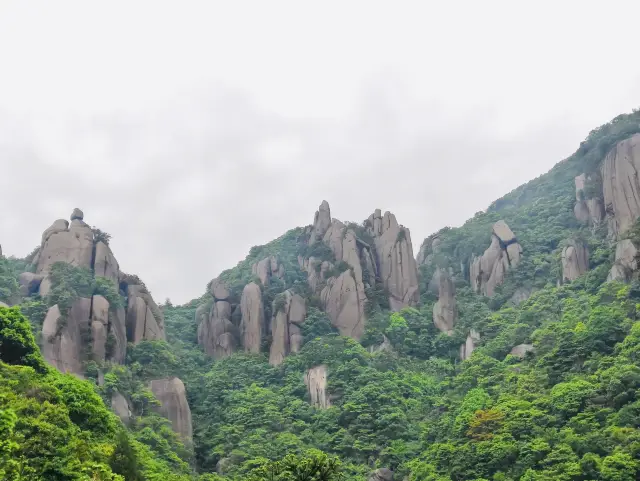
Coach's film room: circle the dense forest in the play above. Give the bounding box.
[3,110,640,480]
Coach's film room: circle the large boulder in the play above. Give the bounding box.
[111,392,131,424]
[510,344,535,358]
[41,298,91,377]
[149,377,193,442]
[470,221,522,296]
[608,239,639,282]
[305,365,331,408]
[240,282,264,353]
[367,210,420,310]
[210,277,230,300]
[269,290,307,365]
[432,268,457,335]
[18,272,44,296]
[602,134,640,237]
[309,200,332,245]
[321,269,366,340]
[125,284,165,343]
[416,234,441,266]
[561,240,589,282]
[37,214,94,296]
[574,173,605,225]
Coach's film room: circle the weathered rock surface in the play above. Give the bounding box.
[41,299,91,377]
[369,335,393,354]
[110,307,127,364]
[149,377,193,442]
[305,365,331,408]
[70,208,84,221]
[125,284,165,343]
[510,287,535,305]
[111,392,131,424]
[574,173,605,225]
[210,277,230,300]
[510,344,535,358]
[36,213,94,296]
[368,468,394,481]
[321,269,366,339]
[251,256,285,286]
[561,240,589,282]
[310,200,332,245]
[94,241,119,284]
[432,268,457,335]
[367,210,420,310]
[608,239,639,282]
[470,221,522,296]
[240,282,264,353]
[269,290,307,365]
[602,134,640,237]
[416,234,441,266]
[198,300,238,359]
[460,329,480,361]
[18,272,43,296]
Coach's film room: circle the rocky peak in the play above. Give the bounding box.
[240,282,264,353]
[432,267,457,335]
[470,220,523,296]
[198,277,238,358]
[309,200,332,245]
[252,255,285,286]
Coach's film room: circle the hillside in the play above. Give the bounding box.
[3,110,640,480]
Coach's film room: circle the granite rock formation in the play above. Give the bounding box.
[149,377,193,442]
[561,240,589,282]
[470,221,523,296]
[269,290,306,365]
[432,267,457,335]
[460,329,480,361]
[240,282,264,353]
[197,278,238,358]
[608,239,639,282]
[305,365,331,409]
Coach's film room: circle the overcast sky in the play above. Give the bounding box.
[2,1,640,304]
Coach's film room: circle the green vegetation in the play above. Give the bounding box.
[5,111,640,479]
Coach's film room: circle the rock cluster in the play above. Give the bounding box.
[269,290,306,365]
[470,221,523,297]
[251,255,285,286]
[561,240,589,282]
[602,134,640,237]
[20,210,187,440]
[240,282,265,353]
[431,268,457,335]
[573,173,604,226]
[305,364,331,409]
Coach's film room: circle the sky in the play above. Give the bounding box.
[2,1,640,304]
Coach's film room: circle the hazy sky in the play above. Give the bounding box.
[2,1,640,303]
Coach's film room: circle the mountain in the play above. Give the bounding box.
[3,110,640,480]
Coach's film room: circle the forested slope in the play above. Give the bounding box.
[3,111,640,480]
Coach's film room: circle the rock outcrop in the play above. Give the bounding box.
[561,240,589,282]
[240,282,264,353]
[366,210,420,310]
[321,269,366,339]
[18,272,43,296]
[416,234,442,266]
[251,256,285,286]
[574,173,604,226]
[197,279,238,358]
[41,299,91,377]
[309,200,332,245]
[111,392,131,424]
[269,290,306,365]
[432,268,457,335]
[36,214,94,296]
[608,239,639,282]
[460,329,480,361]
[470,221,523,296]
[510,344,535,358]
[149,377,193,442]
[602,134,640,237]
[305,365,331,409]
[368,468,394,481]
[125,284,165,343]
[94,241,119,284]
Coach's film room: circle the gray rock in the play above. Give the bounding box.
[70,208,84,221]
[321,269,366,340]
[510,344,535,358]
[368,468,394,481]
[149,377,193,442]
[305,365,330,408]
[94,241,119,284]
[18,272,44,296]
[460,329,480,360]
[602,134,640,237]
[240,282,264,353]
[210,277,230,300]
[562,240,589,282]
[309,200,332,245]
[197,300,238,359]
[432,268,457,335]
[269,290,307,365]
[608,239,639,282]
[111,392,131,424]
